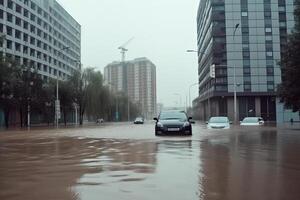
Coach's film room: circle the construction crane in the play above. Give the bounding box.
[118,37,134,122]
[118,37,134,62]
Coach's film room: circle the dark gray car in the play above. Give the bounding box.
[153,110,193,136]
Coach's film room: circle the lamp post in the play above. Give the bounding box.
[72,59,81,125]
[55,46,70,128]
[186,49,209,117]
[233,23,240,124]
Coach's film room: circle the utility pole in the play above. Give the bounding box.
[233,23,240,124]
[55,46,70,128]
[118,37,134,121]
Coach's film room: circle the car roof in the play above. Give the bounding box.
[161,110,185,113]
[210,116,229,119]
[243,117,262,119]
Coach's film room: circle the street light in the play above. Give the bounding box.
[233,23,240,124]
[55,46,70,128]
[186,50,198,53]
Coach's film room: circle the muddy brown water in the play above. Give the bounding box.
[0,123,300,200]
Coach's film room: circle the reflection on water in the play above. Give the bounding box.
[1,125,300,200]
[76,139,200,200]
[0,134,200,200]
[200,127,300,200]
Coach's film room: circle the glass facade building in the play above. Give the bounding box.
[0,0,81,81]
[195,0,298,122]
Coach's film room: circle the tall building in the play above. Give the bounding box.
[0,0,81,80]
[104,57,157,119]
[195,0,299,122]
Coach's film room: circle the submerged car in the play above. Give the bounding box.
[134,117,144,124]
[207,116,230,129]
[154,110,193,136]
[240,117,264,126]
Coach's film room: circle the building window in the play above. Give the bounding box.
[242,44,249,51]
[6,26,13,36]
[15,17,21,26]
[266,51,273,57]
[267,84,274,91]
[23,21,28,29]
[30,13,36,22]
[15,4,22,14]
[243,59,250,66]
[264,11,271,18]
[7,0,13,10]
[0,9,3,19]
[244,76,251,83]
[6,40,12,49]
[31,2,36,11]
[279,22,286,27]
[244,84,251,91]
[278,6,285,12]
[15,43,21,52]
[241,12,248,17]
[7,13,13,22]
[243,67,251,75]
[15,30,21,39]
[242,27,249,34]
[267,76,274,82]
[243,51,250,58]
[24,9,29,18]
[266,35,272,41]
[266,59,273,66]
[265,28,272,33]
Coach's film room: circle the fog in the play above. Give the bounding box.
[58,0,199,107]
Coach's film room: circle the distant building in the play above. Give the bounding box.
[195,0,299,122]
[104,57,157,119]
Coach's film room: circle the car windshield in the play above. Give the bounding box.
[159,111,187,121]
[242,117,259,123]
[135,117,143,120]
[209,117,229,123]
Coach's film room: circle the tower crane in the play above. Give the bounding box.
[118,37,134,62]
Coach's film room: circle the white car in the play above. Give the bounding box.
[240,117,264,126]
[134,117,144,124]
[207,116,230,129]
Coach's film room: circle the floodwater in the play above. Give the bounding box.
[0,122,300,200]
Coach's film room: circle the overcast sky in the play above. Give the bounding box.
[58,0,199,107]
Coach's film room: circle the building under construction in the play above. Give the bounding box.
[104,57,157,119]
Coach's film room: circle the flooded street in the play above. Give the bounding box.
[1,122,300,200]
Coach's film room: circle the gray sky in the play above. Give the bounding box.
[58,0,199,107]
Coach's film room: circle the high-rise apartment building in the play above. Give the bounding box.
[104,57,157,119]
[0,0,81,80]
[195,0,299,122]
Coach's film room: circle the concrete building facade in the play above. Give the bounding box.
[104,57,157,119]
[195,0,299,122]
[0,0,81,80]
